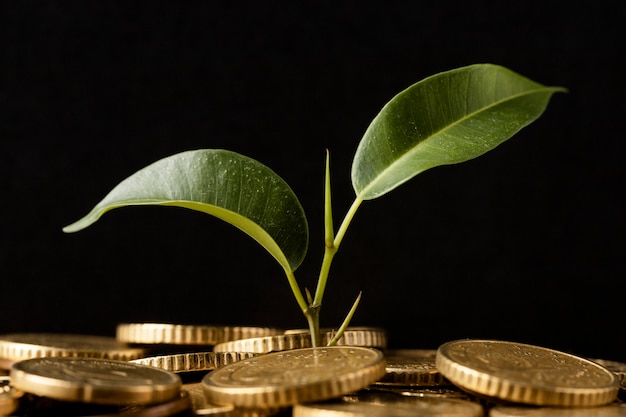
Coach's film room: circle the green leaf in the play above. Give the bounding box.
[351,63,567,200]
[63,149,309,273]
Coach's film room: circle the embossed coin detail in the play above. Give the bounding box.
[436,339,619,407]
[116,323,283,345]
[0,333,145,369]
[202,346,386,408]
[10,357,182,405]
[130,351,258,373]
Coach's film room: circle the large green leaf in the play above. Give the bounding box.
[63,149,309,273]
[351,64,566,200]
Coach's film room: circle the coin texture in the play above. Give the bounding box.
[374,349,448,387]
[116,323,282,345]
[213,328,387,354]
[436,339,619,407]
[293,393,484,416]
[10,357,182,405]
[202,346,386,408]
[130,351,258,373]
[0,333,145,367]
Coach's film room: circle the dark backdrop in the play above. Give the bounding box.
[2,2,624,361]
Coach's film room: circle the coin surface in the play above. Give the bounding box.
[213,328,387,354]
[374,349,448,387]
[436,339,619,407]
[116,323,283,345]
[10,357,182,405]
[0,333,145,369]
[130,351,258,373]
[489,403,626,416]
[202,346,386,408]
[293,392,484,416]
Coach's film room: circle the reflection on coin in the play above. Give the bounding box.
[489,403,626,416]
[0,333,145,369]
[213,328,387,354]
[374,349,448,387]
[0,376,22,416]
[131,351,258,373]
[10,357,182,405]
[436,339,619,407]
[293,392,484,416]
[116,323,283,345]
[202,346,386,408]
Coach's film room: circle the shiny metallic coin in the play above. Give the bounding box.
[489,403,626,416]
[436,339,619,407]
[130,351,258,373]
[293,392,484,416]
[374,348,448,387]
[213,328,387,354]
[116,323,283,345]
[202,346,386,408]
[10,357,182,405]
[0,333,145,369]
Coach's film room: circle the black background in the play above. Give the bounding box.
[2,2,624,361]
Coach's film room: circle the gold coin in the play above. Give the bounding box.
[131,351,258,373]
[374,349,448,387]
[213,328,387,353]
[116,323,283,345]
[436,339,619,407]
[202,346,386,408]
[489,403,626,416]
[0,333,145,369]
[293,392,484,416]
[10,357,182,405]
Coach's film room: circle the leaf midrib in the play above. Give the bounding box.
[357,87,552,198]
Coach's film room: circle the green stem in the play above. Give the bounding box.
[313,197,363,307]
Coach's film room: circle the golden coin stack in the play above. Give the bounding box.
[1,327,625,416]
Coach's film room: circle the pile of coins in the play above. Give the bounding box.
[1,323,625,416]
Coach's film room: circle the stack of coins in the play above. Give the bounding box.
[0,325,624,416]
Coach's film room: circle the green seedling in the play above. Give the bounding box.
[63,64,566,346]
